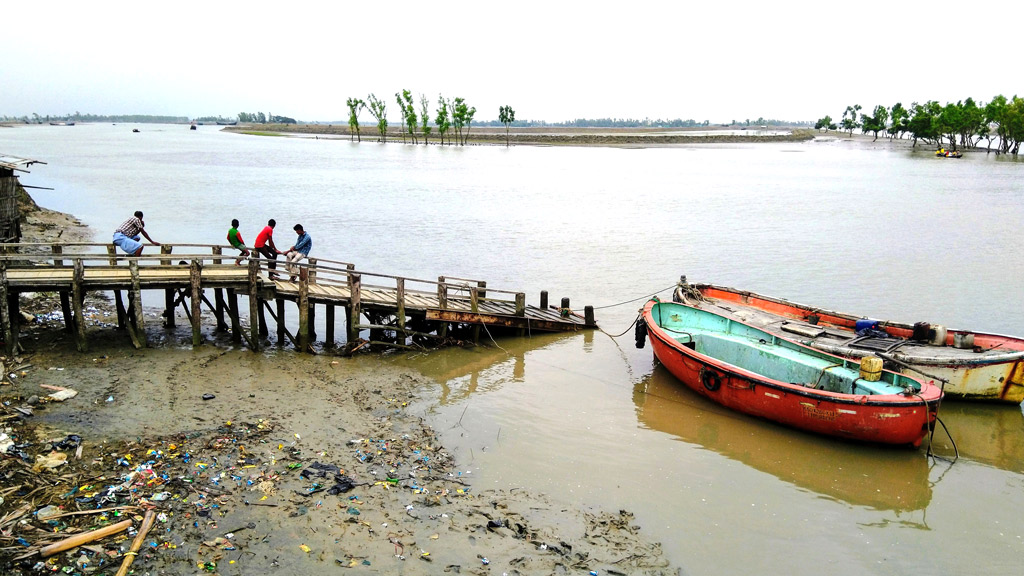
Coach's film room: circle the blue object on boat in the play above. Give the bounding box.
[855,319,879,332]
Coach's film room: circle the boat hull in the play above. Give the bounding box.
[643,300,940,447]
[678,283,1024,404]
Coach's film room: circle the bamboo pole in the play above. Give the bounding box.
[114,510,155,576]
[40,519,133,558]
[276,297,286,345]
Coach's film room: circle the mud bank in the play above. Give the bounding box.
[0,189,676,575]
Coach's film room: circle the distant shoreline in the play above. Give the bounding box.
[221,124,819,147]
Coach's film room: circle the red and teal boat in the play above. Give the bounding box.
[640,299,942,447]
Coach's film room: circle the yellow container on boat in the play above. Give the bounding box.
[859,356,883,382]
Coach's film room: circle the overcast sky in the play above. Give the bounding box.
[2,1,1016,124]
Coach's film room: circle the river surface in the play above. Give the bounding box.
[3,124,1023,575]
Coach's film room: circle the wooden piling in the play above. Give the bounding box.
[325,304,335,346]
[126,261,147,348]
[347,273,361,343]
[298,268,309,352]
[437,276,448,338]
[540,290,548,310]
[395,278,406,345]
[72,259,87,352]
[52,246,73,332]
[309,300,316,341]
[276,298,286,345]
[189,260,202,347]
[107,245,127,328]
[247,259,260,351]
[161,245,175,327]
[584,305,595,326]
[0,263,12,355]
[471,287,481,344]
[228,289,241,343]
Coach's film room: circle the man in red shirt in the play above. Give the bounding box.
[253,219,282,279]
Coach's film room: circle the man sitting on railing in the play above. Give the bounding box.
[284,224,312,282]
[253,219,281,279]
[227,219,250,265]
[113,210,160,256]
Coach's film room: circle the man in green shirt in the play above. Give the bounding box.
[227,219,250,265]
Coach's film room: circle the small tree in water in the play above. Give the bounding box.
[346,98,365,142]
[367,94,388,143]
[435,95,451,146]
[419,94,432,145]
[499,105,515,147]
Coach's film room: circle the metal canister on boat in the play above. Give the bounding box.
[953,333,975,349]
[859,356,883,382]
[930,325,948,346]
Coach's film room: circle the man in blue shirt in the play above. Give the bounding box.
[284,224,312,281]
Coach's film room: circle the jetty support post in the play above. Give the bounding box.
[161,245,175,327]
[471,287,481,344]
[71,259,88,352]
[126,260,146,349]
[228,289,241,344]
[515,292,526,336]
[247,259,260,351]
[585,305,596,327]
[437,276,448,338]
[0,262,13,356]
[189,260,202,347]
[560,297,571,317]
[212,247,228,331]
[298,268,309,352]
[325,304,335,347]
[347,273,361,344]
[395,278,406,345]
[276,298,286,346]
[107,245,127,329]
[52,246,73,332]
[540,290,548,310]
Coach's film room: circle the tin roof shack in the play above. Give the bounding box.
[0,155,45,243]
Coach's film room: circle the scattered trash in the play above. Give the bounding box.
[202,393,215,400]
[47,388,78,401]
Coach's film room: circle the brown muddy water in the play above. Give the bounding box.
[3,124,1024,575]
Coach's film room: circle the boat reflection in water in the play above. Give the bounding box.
[634,365,933,512]
[931,403,1024,473]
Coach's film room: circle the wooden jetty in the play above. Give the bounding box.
[0,243,596,354]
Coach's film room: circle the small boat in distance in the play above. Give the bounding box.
[49,121,75,126]
[936,148,962,158]
[639,299,942,447]
[674,279,1024,403]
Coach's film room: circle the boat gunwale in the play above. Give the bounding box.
[644,300,941,409]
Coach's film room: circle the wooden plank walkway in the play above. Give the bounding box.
[0,243,596,354]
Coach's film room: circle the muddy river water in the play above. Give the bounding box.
[3,124,1023,575]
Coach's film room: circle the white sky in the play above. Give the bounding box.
[1,1,1017,124]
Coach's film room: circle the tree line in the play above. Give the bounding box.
[815,95,1024,154]
[344,92,490,146]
